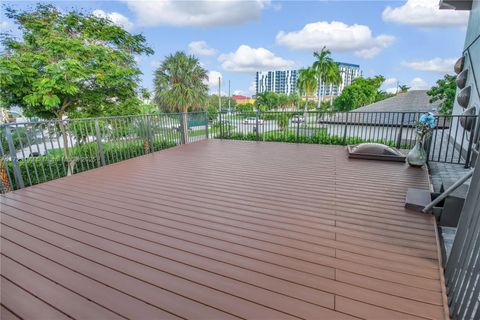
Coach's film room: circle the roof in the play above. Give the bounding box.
[0,140,447,319]
[232,95,251,101]
[353,90,441,113]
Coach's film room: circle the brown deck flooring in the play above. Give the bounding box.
[0,140,447,320]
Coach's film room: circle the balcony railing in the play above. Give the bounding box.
[1,110,477,193]
[0,112,209,192]
[213,110,477,166]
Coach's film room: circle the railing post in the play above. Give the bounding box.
[296,114,300,143]
[256,110,260,141]
[5,125,24,189]
[146,116,153,152]
[219,112,223,139]
[94,119,106,166]
[396,112,405,149]
[205,111,209,139]
[464,116,477,168]
[342,112,349,145]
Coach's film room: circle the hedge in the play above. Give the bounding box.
[216,131,411,148]
[3,139,176,190]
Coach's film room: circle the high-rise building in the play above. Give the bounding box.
[255,70,298,95]
[255,62,361,98]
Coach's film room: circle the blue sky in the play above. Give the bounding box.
[0,0,470,96]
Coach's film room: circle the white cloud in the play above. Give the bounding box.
[275,21,394,59]
[219,45,295,72]
[205,70,223,92]
[233,90,244,95]
[188,41,217,56]
[385,87,399,94]
[384,77,398,86]
[93,9,134,31]
[124,0,270,27]
[410,77,429,90]
[402,58,456,74]
[382,0,469,27]
[0,20,13,31]
[150,59,161,69]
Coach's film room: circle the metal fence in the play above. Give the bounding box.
[212,110,477,166]
[444,162,480,320]
[0,112,208,192]
[1,110,478,192]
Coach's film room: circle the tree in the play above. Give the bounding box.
[312,47,335,108]
[153,51,208,143]
[0,4,153,173]
[334,76,385,111]
[296,68,317,114]
[255,92,279,110]
[427,75,456,115]
[325,64,342,110]
[398,85,410,93]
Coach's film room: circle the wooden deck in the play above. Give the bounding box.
[0,140,448,320]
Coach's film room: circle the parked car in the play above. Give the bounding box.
[291,116,305,124]
[243,117,264,125]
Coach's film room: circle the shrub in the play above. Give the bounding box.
[4,139,176,190]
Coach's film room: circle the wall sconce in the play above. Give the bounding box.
[457,86,471,108]
[456,69,468,89]
[454,56,465,74]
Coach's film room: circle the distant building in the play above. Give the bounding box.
[255,70,298,95]
[255,62,361,98]
[231,95,255,105]
[321,62,362,98]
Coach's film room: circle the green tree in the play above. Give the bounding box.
[325,64,342,110]
[399,85,410,93]
[153,51,208,142]
[277,113,290,131]
[427,74,456,115]
[312,47,335,108]
[296,68,317,113]
[334,76,385,111]
[255,92,279,110]
[0,4,153,173]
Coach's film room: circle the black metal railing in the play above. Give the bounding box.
[1,110,477,192]
[444,162,480,320]
[212,110,477,166]
[0,112,209,192]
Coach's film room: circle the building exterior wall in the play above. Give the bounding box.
[255,62,361,96]
[450,1,480,152]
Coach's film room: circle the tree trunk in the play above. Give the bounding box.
[58,119,76,176]
[0,158,10,193]
[329,83,334,109]
[180,112,189,144]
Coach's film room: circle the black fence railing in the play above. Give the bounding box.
[1,110,477,192]
[444,162,480,320]
[212,111,477,166]
[0,112,209,192]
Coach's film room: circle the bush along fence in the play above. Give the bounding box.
[211,110,478,166]
[0,112,209,192]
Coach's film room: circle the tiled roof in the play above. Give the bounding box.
[353,90,441,113]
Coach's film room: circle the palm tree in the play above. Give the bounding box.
[312,47,334,109]
[296,67,317,116]
[398,85,410,93]
[325,64,342,111]
[154,51,208,143]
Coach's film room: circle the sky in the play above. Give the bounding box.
[0,0,471,96]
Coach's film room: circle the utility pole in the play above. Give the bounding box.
[218,77,221,111]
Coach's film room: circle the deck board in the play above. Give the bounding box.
[0,140,447,319]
